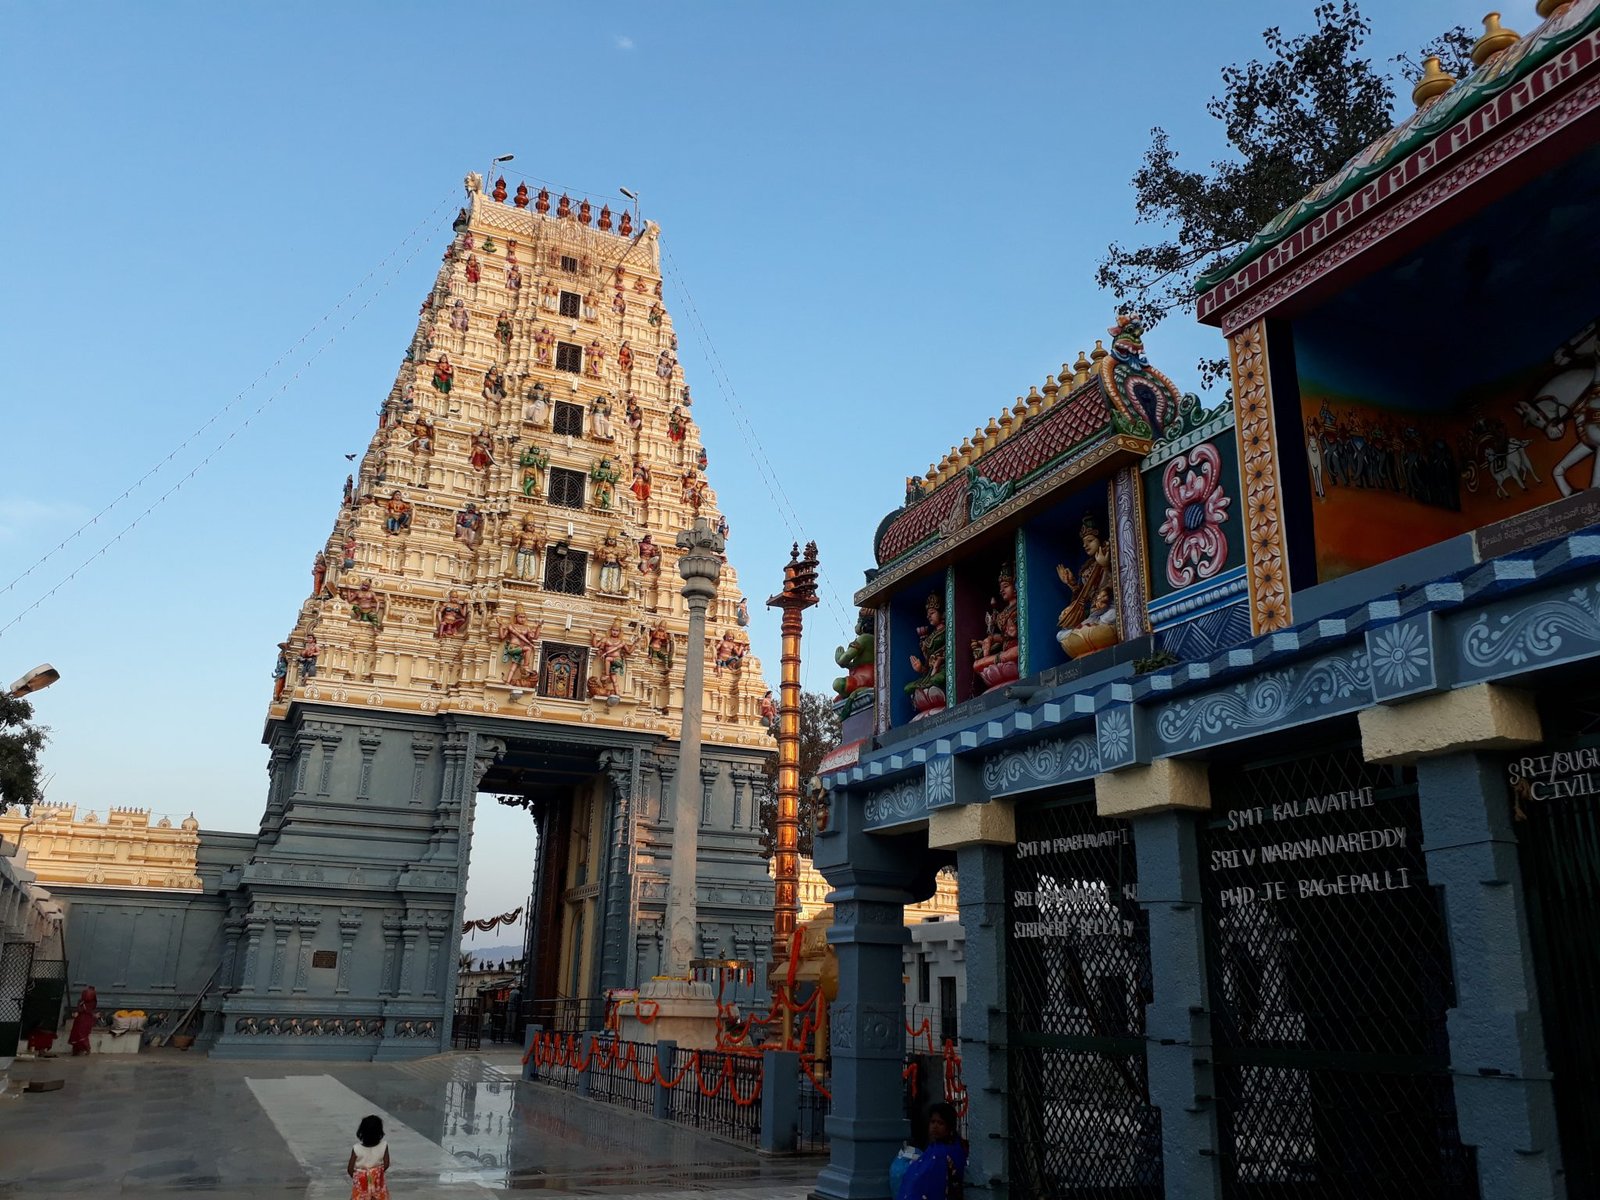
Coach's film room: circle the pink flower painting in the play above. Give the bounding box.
[1158,443,1231,588]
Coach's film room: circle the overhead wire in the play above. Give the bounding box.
[661,249,859,666]
[0,191,458,602]
[0,193,457,640]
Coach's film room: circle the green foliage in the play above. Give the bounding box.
[1097,1,1464,390]
[1133,649,1182,674]
[1393,25,1477,83]
[759,690,841,859]
[0,693,48,815]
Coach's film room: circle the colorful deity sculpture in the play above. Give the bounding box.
[432,355,454,394]
[714,630,745,674]
[591,395,616,440]
[512,519,544,579]
[501,607,542,684]
[625,394,643,435]
[312,551,328,596]
[631,460,652,505]
[520,444,550,497]
[735,596,749,626]
[588,621,631,698]
[590,458,621,510]
[970,563,1020,692]
[759,688,778,729]
[272,642,290,702]
[1107,311,1148,369]
[298,634,319,680]
[524,380,550,426]
[833,607,876,718]
[646,625,673,671]
[1055,514,1120,659]
[906,591,948,719]
[382,491,412,535]
[618,341,634,373]
[435,590,471,639]
[597,530,626,593]
[470,431,495,471]
[454,503,484,547]
[638,533,661,575]
[345,577,383,624]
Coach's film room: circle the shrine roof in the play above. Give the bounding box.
[1195,0,1600,322]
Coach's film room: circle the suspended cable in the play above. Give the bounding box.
[0,199,451,640]
[0,191,456,600]
[661,250,858,641]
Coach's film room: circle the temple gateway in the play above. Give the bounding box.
[42,172,777,1061]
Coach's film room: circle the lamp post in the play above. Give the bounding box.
[766,542,818,1044]
[7,664,59,699]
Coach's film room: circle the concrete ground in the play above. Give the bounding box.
[0,1049,821,1198]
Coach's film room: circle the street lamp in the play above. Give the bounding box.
[487,152,515,184]
[7,663,59,699]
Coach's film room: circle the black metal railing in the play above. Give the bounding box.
[1202,741,1477,1199]
[799,1076,830,1151]
[521,994,612,1036]
[451,997,481,1050]
[666,1046,763,1146]
[586,1037,657,1113]
[1006,790,1163,1200]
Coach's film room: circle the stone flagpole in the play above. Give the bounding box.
[622,516,725,1048]
[663,516,724,974]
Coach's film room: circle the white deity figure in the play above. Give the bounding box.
[1519,319,1600,495]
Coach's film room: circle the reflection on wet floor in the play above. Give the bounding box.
[0,1051,820,1197]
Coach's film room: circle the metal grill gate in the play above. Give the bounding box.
[1006,792,1162,1199]
[1508,714,1600,1198]
[1201,742,1477,1199]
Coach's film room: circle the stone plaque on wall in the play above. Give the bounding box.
[312,950,338,969]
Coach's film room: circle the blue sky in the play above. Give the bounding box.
[1,0,1475,923]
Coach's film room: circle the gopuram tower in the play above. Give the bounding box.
[212,172,774,1060]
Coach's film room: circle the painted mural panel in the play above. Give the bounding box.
[1142,434,1245,604]
[1300,315,1600,580]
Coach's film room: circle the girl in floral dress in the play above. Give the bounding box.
[347,1115,391,1200]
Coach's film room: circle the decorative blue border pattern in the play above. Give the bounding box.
[830,532,1600,816]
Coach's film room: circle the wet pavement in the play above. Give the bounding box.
[0,1050,821,1198]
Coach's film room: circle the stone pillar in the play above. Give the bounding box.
[598,749,636,991]
[1097,759,1222,1200]
[291,908,320,993]
[380,913,402,996]
[336,909,362,995]
[1363,684,1562,1199]
[760,1048,801,1153]
[219,913,245,992]
[397,916,423,998]
[423,913,447,998]
[813,785,919,1200]
[266,913,293,994]
[239,914,267,994]
[662,518,722,974]
[930,801,1015,1200]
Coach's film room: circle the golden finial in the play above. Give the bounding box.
[926,464,938,484]
[1472,13,1520,65]
[957,437,974,466]
[1537,0,1571,16]
[1074,350,1092,385]
[1016,394,1032,420]
[1412,56,1456,107]
[1090,339,1108,363]
[1042,374,1059,398]
[1057,362,1073,386]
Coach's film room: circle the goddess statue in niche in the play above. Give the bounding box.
[298,634,319,680]
[381,492,412,535]
[646,625,673,671]
[1055,514,1120,659]
[519,444,550,497]
[714,630,745,674]
[631,460,652,506]
[638,533,661,575]
[905,591,947,719]
[432,355,454,394]
[970,562,1020,691]
[454,503,484,547]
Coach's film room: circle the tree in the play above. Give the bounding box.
[759,690,841,859]
[1096,2,1467,388]
[0,693,48,815]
